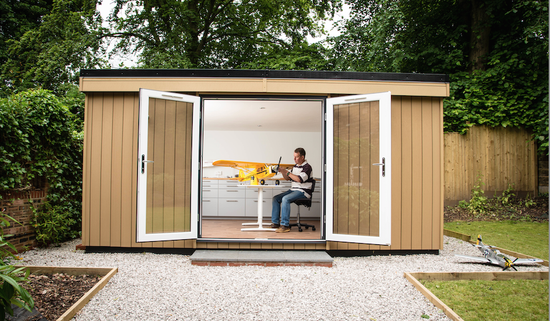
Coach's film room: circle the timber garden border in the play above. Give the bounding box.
[404,271,549,321]
[15,266,118,321]
[406,230,549,320]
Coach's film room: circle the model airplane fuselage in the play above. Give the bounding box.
[455,235,543,271]
[213,159,294,185]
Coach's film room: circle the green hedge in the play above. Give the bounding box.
[0,88,83,244]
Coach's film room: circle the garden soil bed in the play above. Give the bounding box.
[444,195,549,223]
[23,273,102,321]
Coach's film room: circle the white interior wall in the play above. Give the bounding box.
[203,130,322,179]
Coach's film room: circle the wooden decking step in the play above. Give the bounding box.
[190,250,333,267]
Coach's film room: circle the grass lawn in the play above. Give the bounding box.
[422,279,549,321]
[444,220,549,260]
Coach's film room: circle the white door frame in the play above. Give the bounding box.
[136,89,201,242]
[325,92,392,245]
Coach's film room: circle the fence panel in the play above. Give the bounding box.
[444,126,537,205]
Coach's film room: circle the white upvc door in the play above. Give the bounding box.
[137,89,200,242]
[326,92,392,245]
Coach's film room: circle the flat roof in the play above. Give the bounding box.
[80,69,449,83]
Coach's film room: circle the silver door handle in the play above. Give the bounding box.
[141,154,154,173]
[372,157,385,177]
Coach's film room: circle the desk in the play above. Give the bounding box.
[241,185,279,232]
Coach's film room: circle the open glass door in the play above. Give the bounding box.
[137,89,200,242]
[326,92,391,245]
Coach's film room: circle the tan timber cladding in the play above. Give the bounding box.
[390,97,444,251]
[80,77,449,97]
[82,93,444,250]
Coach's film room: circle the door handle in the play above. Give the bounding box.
[372,157,385,177]
[141,154,154,174]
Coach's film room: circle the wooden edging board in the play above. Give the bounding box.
[15,266,118,321]
[404,271,549,321]
[443,229,549,267]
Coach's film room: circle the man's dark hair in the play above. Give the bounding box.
[295,147,306,157]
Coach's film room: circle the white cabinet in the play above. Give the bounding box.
[202,199,218,216]
[201,179,321,219]
[218,188,245,198]
[202,180,219,217]
[218,198,246,216]
[218,180,246,217]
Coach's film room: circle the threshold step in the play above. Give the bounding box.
[190,250,333,267]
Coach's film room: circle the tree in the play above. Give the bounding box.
[1,0,107,97]
[0,0,54,67]
[329,0,548,154]
[108,0,341,68]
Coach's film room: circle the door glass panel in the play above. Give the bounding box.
[326,92,391,245]
[146,98,193,234]
[334,101,379,237]
[137,89,199,242]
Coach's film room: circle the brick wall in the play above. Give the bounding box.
[0,190,47,252]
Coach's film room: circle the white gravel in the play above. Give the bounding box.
[18,236,547,321]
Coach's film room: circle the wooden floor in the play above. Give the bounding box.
[201,218,321,240]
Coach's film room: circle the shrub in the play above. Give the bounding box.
[0,88,83,246]
[0,212,34,319]
[31,202,77,246]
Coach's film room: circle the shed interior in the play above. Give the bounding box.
[201,97,324,240]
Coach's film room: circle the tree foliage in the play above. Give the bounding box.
[330,0,548,154]
[1,0,106,97]
[109,0,340,68]
[0,0,53,68]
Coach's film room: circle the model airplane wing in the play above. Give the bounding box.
[513,258,544,265]
[455,254,499,265]
[212,159,294,185]
[213,160,293,169]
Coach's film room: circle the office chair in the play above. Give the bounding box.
[289,179,316,232]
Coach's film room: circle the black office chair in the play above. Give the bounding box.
[289,179,316,232]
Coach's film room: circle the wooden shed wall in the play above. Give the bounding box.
[82,93,443,250]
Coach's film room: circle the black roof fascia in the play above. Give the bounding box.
[80,69,449,83]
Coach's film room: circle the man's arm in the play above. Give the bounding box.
[282,168,295,181]
[286,171,295,181]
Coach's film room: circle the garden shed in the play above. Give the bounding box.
[79,69,449,253]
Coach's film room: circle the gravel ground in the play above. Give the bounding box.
[18,236,548,321]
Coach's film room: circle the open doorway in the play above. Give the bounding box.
[200,97,324,240]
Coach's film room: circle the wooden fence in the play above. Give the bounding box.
[444,125,538,205]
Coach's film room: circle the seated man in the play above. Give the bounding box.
[271,147,313,233]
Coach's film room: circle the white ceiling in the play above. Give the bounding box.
[203,99,323,132]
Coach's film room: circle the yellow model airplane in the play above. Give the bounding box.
[213,157,293,185]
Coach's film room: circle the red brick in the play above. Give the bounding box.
[265,262,283,267]
[209,262,228,266]
[246,263,265,266]
[314,263,333,267]
[228,262,246,267]
[284,263,303,266]
[191,261,209,266]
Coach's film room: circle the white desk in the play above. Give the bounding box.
[241,185,279,232]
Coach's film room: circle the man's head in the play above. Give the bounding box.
[293,147,306,165]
